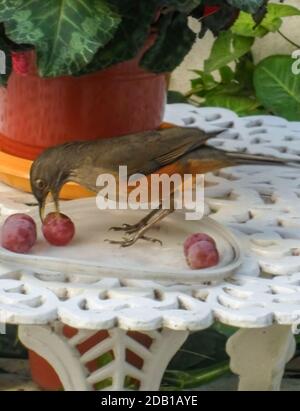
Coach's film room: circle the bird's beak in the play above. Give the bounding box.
[51,190,60,215]
[38,196,47,222]
[38,191,60,222]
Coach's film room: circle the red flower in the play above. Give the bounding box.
[204,5,221,16]
[11,51,30,76]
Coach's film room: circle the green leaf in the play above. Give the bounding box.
[167,90,188,104]
[211,322,238,338]
[201,72,218,89]
[219,66,235,84]
[190,75,204,90]
[231,12,268,37]
[79,0,158,74]
[205,94,260,116]
[204,32,254,72]
[261,3,300,32]
[168,328,229,372]
[254,55,300,121]
[235,53,256,92]
[191,70,218,90]
[141,12,196,73]
[227,0,266,14]
[164,0,202,13]
[162,362,230,390]
[205,82,243,98]
[232,3,300,37]
[0,0,121,77]
[0,33,12,86]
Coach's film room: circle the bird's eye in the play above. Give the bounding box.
[35,179,46,190]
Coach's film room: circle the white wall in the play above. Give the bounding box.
[170,0,300,93]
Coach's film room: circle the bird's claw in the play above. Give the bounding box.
[104,236,137,247]
[109,223,129,232]
[142,236,163,246]
[109,223,141,234]
[104,235,162,248]
[104,237,131,247]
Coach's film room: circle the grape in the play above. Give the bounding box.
[187,240,219,269]
[42,212,75,246]
[184,233,216,257]
[2,213,37,253]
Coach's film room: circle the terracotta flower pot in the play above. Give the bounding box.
[0,39,166,160]
[28,327,153,390]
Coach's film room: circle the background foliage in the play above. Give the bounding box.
[0,0,271,82]
[169,2,300,121]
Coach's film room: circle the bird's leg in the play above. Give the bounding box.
[106,207,174,248]
[109,206,163,234]
[133,208,174,246]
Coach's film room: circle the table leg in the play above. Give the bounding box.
[226,324,296,391]
[19,324,188,391]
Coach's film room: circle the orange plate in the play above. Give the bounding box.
[0,123,175,200]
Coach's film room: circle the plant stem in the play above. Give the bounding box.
[178,348,214,361]
[161,361,231,390]
[184,86,203,98]
[278,30,300,49]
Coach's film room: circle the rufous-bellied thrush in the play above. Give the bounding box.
[30,127,296,247]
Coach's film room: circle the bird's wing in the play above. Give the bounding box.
[94,127,220,177]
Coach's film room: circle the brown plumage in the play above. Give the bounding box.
[30,126,295,246]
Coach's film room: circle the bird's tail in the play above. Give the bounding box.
[182,145,300,176]
[201,127,300,167]
[224,150,300,167]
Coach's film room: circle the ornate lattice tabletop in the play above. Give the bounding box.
[1,104,300,391]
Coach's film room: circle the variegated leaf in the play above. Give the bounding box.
[0,0,121,77]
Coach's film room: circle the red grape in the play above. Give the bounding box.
[187,240,219,269]
[42,212,75,246]
[1,213,37,253]
[184,233,216,257]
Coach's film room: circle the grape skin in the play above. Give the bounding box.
[2,214,37,253]
[42,212,75,246]
[184,233,216,257]
[186,240,219,269]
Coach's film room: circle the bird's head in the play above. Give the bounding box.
[30,145,76,221]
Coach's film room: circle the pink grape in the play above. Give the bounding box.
[184,233,216,257]
[42,212,75,246]
[2,213,37,253]
[187,240,219,269]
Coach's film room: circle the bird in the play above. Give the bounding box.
[30,126,297,247]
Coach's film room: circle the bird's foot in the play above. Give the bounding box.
[105,234,162,248]
[109,222,143,235]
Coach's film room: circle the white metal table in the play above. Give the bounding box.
[1,104,300,391]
